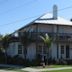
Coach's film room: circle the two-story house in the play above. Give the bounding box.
[6,5,72,62]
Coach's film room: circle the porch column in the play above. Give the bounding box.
[56,25,59,59]
[42,45,44,61]
[36,23,38,57]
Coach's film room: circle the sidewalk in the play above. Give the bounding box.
[0,70,16,72]
[21,67,72,72]
[0,64,72,72]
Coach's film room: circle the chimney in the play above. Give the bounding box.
[70,19,72,21]
[53,5,58,19]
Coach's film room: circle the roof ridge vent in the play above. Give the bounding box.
[53,5,58,19]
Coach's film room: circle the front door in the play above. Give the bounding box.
[66,45,70,59]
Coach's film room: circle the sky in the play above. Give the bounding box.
[0,0,72,35]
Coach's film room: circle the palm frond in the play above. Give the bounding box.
[45,33,49,40]
[40,33,52,48]
[40,35,46,42]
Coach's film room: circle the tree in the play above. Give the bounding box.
[0,34,3,40]
[0,34,4,54]
[20,31,31,60]
[40,33,52,65]
[0,34,10,64]
[0,34,3,49]
[2,34,10,50]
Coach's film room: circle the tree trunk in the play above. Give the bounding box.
[47,47,49,65]
[24,47,27,60]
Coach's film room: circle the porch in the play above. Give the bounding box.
[20,32,72,42]
[57,43,72,60]
[18,32,72,59]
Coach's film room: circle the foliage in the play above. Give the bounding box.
[40,33,52,48]
[0,34,3,48]
[0,50,6,64]
[20,31,31,59]
[40,33,52,65]
[20,31,31,46]
[2,34,10,49]
[0,34,3,41]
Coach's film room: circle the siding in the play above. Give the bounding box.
[51,43,57,59]
[38,24,53,32]
[70,44,72,59]
[6,42,20,57]
[26,43,36,60]
[58,26,72,33]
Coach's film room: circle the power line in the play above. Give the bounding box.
[59,5,72,11]
[0,14,41,27]
[0,0,37,15]
[0,5,72,27]
[47,5,72,13]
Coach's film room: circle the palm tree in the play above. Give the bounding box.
[20,31,31,60]
[0,34,3,49]
[40,33,52,65]
[2,34,10,50]
[0,34,10,64]
[0,34,10,52]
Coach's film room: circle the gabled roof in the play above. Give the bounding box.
[35,13,72,25]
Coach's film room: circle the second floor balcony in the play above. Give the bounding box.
[19,32,72,42]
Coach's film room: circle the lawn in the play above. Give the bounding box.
[0,65,72,72]
[43,69,72,72]
[32,65,72,69]
[46,65,72,68]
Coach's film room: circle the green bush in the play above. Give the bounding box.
[0,50,6,64]
[10,55,24,65]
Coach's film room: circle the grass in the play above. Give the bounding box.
[43,69,72,72]
[46,65,72,68]
[32,65,72,69]
[0,65,72,72]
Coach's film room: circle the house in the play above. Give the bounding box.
[6,5,72,62]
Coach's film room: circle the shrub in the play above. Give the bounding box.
[0,50,6,64]
[10,55,24,65]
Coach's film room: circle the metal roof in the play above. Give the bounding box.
[35,13,72,26]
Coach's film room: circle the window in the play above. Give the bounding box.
[18,45,22,54]
[61,45,64,54]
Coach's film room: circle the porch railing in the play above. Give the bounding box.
[19,32,72,42]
